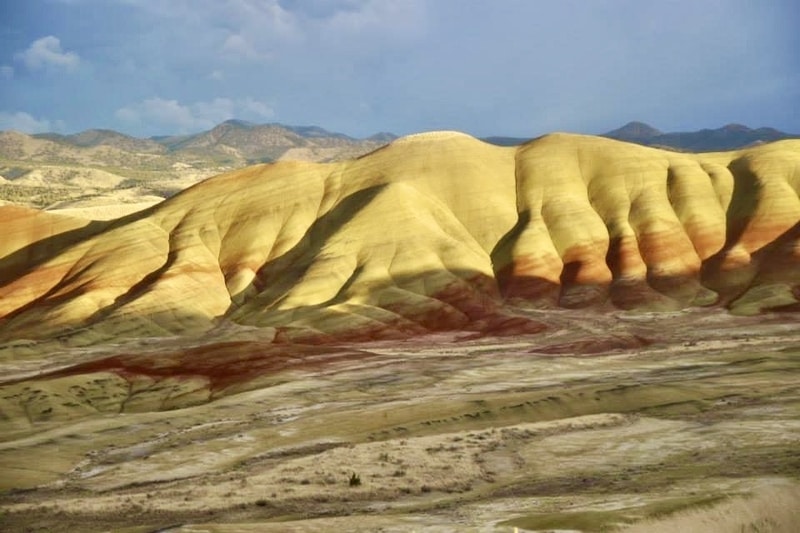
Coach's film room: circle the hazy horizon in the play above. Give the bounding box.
[4,117,799,142]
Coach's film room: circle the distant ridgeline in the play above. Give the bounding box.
[0,120,398,210]
[2,119,795,171]
[0,120,396,167]
[483,122,800,152]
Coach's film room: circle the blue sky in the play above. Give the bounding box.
[1,0,798,138]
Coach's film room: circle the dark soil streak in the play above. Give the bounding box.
[41,341,376,392]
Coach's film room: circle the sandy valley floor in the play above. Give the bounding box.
[0,308,798,532]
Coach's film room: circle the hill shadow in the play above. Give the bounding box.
[225,183,388,313]
[0,205,160,288]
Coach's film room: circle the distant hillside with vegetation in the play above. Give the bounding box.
[0,120,394,212]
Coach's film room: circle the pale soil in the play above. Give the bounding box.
[1,159,224,213]
[49,200,162,220]
[0,309,798,532]
[618,482,800,533]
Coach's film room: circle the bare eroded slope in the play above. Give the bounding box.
[1,132,799,343]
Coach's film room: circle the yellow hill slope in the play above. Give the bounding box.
[0,132,798,342]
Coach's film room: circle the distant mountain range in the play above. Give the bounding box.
[2,120,796,169]
[9,120,396,167]
[2,119,798,211]
[602,122,799,152]
[483,122,799,152]
[0,121,397,211]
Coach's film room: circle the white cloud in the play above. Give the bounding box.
[0,66,13,79]
[121,0,297,36]
[221,34,263,61]
[192,98,236,123]
[324,0,423,34]
[277,0,364,20]
[240,97,275,119]
[0,111,59,133]
[283,0,427,43]
[115,97,274,133]
[15,36,80,71]
[217,4,300,62]
[115,98,198,131]
[113,0,422,66]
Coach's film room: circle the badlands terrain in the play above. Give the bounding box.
[2,120,795,219]
[0,132,799,531]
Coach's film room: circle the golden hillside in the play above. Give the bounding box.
[1,132,798,343]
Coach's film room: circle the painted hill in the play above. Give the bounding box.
[602,121,663,144]
[1,132,798,344]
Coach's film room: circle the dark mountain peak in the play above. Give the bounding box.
[30,128,164,153]
[79,128,123,135]
[282,124,355,140]
[32,129,130,146]
[68,129,138,147]
[480,136,532,147]
[719,123,752,133]
[220,119,255,128]
[367,132,399,143]
[754,127,783,136]
[604,121,662,141]
[602,122,799,152]
[209,120,253,138]
[31,132,67,142]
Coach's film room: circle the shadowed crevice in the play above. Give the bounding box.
[720,156,763,250]
[0,219,108,286]
[225,184,389,315]
[0,204,160,287]
[490,209,531,295]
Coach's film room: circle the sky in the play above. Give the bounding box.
[1,0,798,139]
